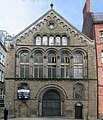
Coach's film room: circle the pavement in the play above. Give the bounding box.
[1,117,69,120]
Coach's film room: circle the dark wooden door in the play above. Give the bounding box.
[75,106,82,119]
[42,90,61,116]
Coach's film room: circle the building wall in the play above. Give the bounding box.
[94,24,103,118]
[5,9,97,119]
[0,42,6,118]
[82,0,103,119]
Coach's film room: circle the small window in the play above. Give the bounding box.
[0,52,5,65]
[0,89,3,99]
[49,36,54,45]
[42,36,48,45]
[0,70,1,82]
[0,52,1,63]
[101,51,103,63]
[55,36,61,45]
[1,71,4,82]
[100,31,103,43]
[0,70,4,82]
[62,35,67,46]
[36,35,41,45]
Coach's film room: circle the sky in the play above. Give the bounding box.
[0,0,103,36]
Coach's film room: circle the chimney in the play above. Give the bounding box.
[83,0,90,21]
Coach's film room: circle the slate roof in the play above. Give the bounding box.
[92,12,103,23]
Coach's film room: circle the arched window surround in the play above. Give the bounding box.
[72,50,87,79]
[46,50,57,78]
[33,51,43,78]
[73,83,85,100]
[60,51,70,78]
[15,48,31,78]
[34,33,69,46]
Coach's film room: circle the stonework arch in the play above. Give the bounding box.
[35,84,67,116]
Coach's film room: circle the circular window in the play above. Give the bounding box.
[48,20,57,30]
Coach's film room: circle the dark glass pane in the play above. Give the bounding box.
[39,65,43,78]
[20,65,24,78]
[74,66,83,78]
[52,65,56,78]
[25,65,29,77]
[48,53,56,63]
[61,53,69,63]
[34,66,38,78]
[61,67,64,78]
[48,67,51,78]
[66,66,69,78]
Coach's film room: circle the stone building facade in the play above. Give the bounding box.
[5,7,97,119]
[82,0,103,119]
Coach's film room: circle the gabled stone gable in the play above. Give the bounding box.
[12,9,94,47]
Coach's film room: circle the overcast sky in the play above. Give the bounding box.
[0,0,103,36]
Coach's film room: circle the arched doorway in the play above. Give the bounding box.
[42,90,61,116]
[75,103,83,119]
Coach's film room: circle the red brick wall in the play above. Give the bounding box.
[94,24,103,114]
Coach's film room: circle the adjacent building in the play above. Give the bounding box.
[82,0,103,119]
[4,5,97,119]
[0,30,7,117]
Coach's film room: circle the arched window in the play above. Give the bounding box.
[101,51,103,63]
[55,35,61,45]
[73,52,83,78]
[48,52,56,78]
[19,50,30,78]
[74,83,84,100]
[61,52,70,78]
[34,52,43,78]
[42,35,48,45]
[62,35,67,46]
[100,31,103,42]
[49,35,54,45]
[20,50,29,63]
[36,35,41,45]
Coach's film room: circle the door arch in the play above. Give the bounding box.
[42,89,61,116]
